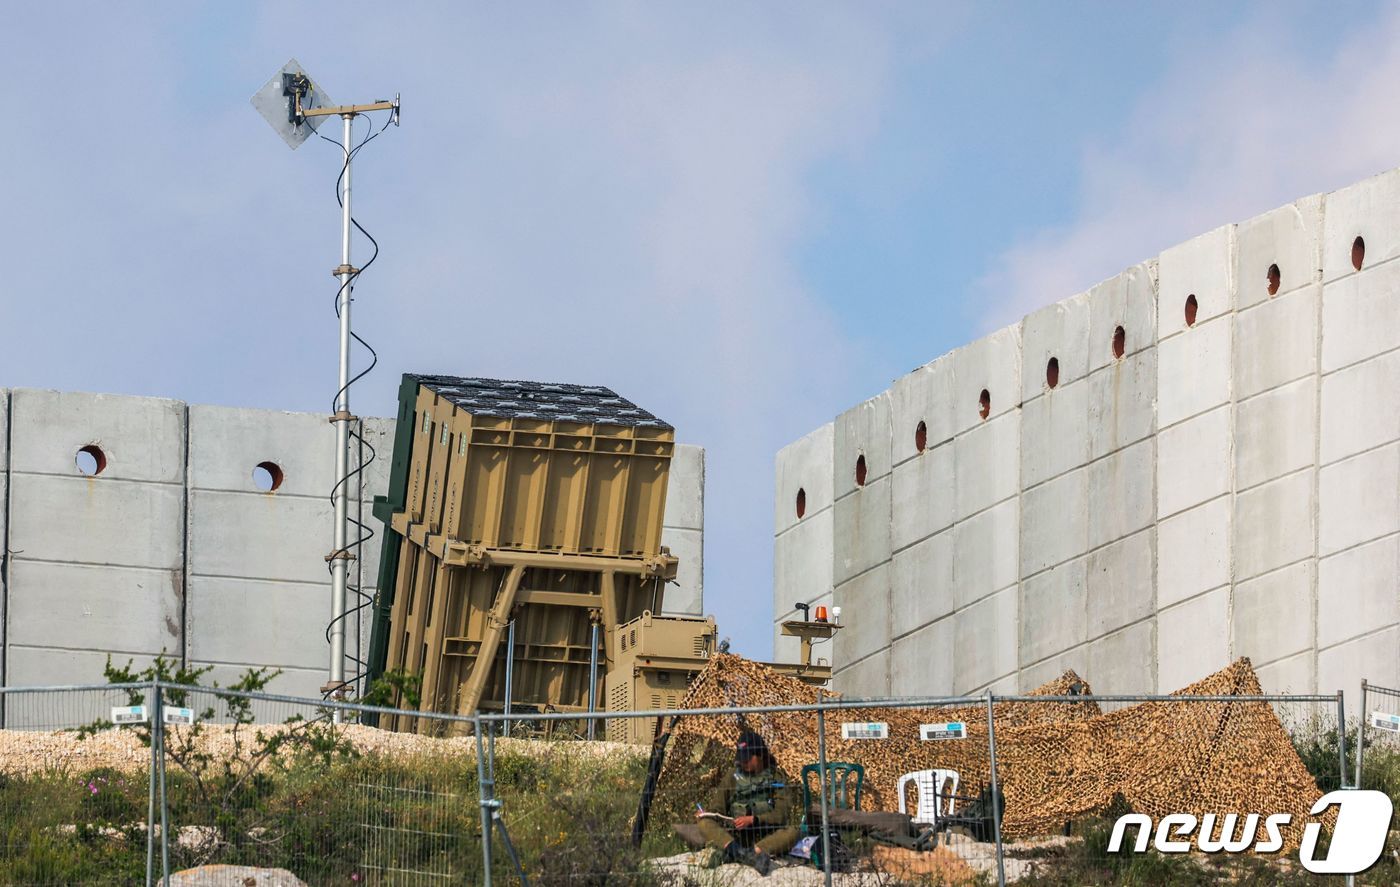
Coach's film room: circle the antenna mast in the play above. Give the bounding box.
[252,61,400,709]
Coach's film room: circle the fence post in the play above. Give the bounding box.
[474,715,494,887]
[1355,680,1367,790]
[986,692,1006,887]
[155,681,170,886]
[1336,690,1347,790]
[814,689,832,887]
[146,679,158,887]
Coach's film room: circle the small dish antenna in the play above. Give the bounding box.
[252,60,400,709]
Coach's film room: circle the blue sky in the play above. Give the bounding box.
[4,3,1400,659]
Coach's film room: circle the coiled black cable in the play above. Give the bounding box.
[318,112,394,700]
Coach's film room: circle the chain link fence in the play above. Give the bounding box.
[0,679,1394,885]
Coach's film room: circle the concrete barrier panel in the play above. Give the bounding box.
[1088,263,1157,374]
[774,509,833,619]
[1233,285,1320,400]
[1321,260,1400,373]
[833,475,891,587]
[950,325,1021,436]
[1019,558,1087,666]
[890,357,954,465]
[1085,530,1153,640]
[1233,470,1315,581]
[953,586,1017,691]
[1086,439,1154,550]
[889,529,953,636]
[832,648,889,699]
[1086,620,1155,696]
[663,444,705,532]
[890,617,954,696]
[660,526,703,616]
[1233,195,1322,310]
[1233,561,1314,668]
[890,441,954,552]
[1318,627,1399,696]
[1157,497,1231,610]
[1088,347,1156,460]
[1235,380,1316,491]
[1157,407,1230,519]
[952,499,1018,611]
[833,563,890,666]
[1321,169,1400,284]
[1021,294,1090,403]
[1157,587,1229,693]
[775,424,834,537]
[1020,467,1087,577]
[1158,225,1234,336]
[1318,444,1400,557]
[1020,380,1088,489]
[953,410,1019,522]
[1317,536,1398,649]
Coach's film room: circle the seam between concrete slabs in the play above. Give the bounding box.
[1015,612,1157,673]
[8,642,183,658]
[1016,518,1155,585]
[180,402,190,669]
[1315,622,1400,655]
[1318,340,1400,379]
[185,572,329,588]
[10,556,185,573]
[886,581,1018,644]
[773,503,834,542]
[10,471,185,488]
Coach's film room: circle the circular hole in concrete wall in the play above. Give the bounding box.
[1267,263,1281,296]
[855,455,868,487]
[1112,325,1126,359]
[1184,294,1198,327]
[795,487,806,519]
[1045,357,1060,389]
[915,420,928,453]
[1353,236,1366,271]
[253,461,284,492]
[978,389,991,420]
[75,445,106,476]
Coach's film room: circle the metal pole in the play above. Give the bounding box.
[156,689,169,885]
[815,689,832,887]
[986,692,1006,887]
[1337,690,1347,791]
[146,681,157,887]
[503,619,515,735]
[1355,680,1367,790]
[328,111,355,718]
[587,621,600,741]
[474,715,494,887]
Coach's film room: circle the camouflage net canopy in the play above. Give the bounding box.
[651,655,1326,849]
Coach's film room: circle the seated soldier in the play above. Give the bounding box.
[695,730,799,875]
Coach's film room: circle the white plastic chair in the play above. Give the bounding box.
[896,769,959,824]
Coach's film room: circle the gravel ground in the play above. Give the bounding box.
[0,723,645,776]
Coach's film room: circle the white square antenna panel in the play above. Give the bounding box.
[251,58,335,149]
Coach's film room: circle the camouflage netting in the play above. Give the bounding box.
[650,655,1327,850]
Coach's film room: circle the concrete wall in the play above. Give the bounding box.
[0,390,705,695]
[774,166,1400,698]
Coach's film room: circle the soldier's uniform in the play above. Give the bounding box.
[697,763,801,856]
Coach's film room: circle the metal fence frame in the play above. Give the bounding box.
[0,680,1360,887]
[1356,679,1400,791]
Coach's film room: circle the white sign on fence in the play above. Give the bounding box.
[1371,711,1400,733]
[163,707,196,726]
[920,721,967,741]
[840,722,888,740]
[111,705,148,725]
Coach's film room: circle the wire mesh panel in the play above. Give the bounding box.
[1357,682,1400,797]
[0,684,155,887]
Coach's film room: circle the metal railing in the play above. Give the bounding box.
[0,680,1378,886]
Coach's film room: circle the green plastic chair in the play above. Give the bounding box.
[800,762,864,834]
